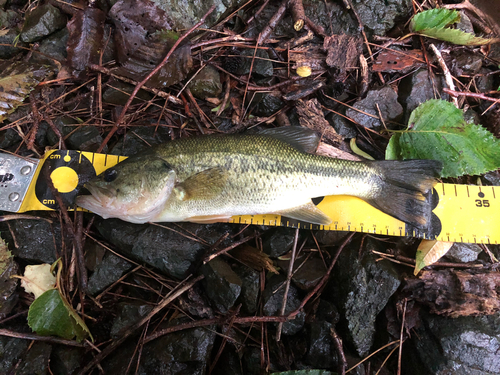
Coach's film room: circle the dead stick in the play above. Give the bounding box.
[330,326,347,375]
[257,0,288,45]
[97,5,216,153]
[288,0,306,31]
[429,44,458,108]
[443,88,500,105]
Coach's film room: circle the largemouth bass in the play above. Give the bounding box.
[76,127,442,227]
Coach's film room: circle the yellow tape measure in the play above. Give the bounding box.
[7,150,500,244]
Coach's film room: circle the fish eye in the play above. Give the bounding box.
[103,168,118,182]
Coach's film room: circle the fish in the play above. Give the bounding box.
[76,127,442,227]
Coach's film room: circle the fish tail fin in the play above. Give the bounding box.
[364,160,443,228]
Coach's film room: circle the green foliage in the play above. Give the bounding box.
[386,100,500,178]
[28,288,92,342]
[410,8,499,45]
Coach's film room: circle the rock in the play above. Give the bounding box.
[233,264,260,314]
[326,237,401,357]
[20,4,67,43]
[350,0,412,36]
[31,28,69,66]
[248,91,284,117]
[110,303,153,339]
[5,219,60,263]
[201,257,242,314]
[87,252,133,295]
[110,125,172,156]
[102,80,153,106]
[399,69,447,117]
[225,49,274,77]
[305,321,338,369]
[15,342,52,375]
[188,65,222,100]
[449,49,483,76]
[263,227,297,258]
[46,117,106,152]
[152,0,247,31]
[314,230,351,246]
[50,345,84,375]
[0,335,28,373]
[0,250,18,319]
[0,29,27,59]
[103,323,216,374]
[262,275,306,336]
[95,219,231,279]
[346,86,403,131]
[326,112,358,138]
[408,311,500,375]
[0,9,21,29]
[276,254,327,290]
[0,128,22,149]
[444,243,482,263]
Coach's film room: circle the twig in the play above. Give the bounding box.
[216,74,231,116]
[443,88,500,106]
[330,327,347,375]
[257,0,288,45]
[397,299,407,375]
[204,235,256,263]
[276,228,299,342]
[429,44,458,108]
[0,328,85,347]
[77,275,204,375]
[288,0,306,31]
[359,54,369,97]
[97,5,216,152]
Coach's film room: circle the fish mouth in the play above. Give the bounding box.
[76,183,116,217]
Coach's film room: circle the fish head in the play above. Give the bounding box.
[76,156,176,223]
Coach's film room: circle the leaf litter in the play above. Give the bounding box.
[1,0,500,374]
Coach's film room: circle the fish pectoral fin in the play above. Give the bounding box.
[175,167,228,201]
[277,202,332,225]
[258,127,319,153]
[186,215,232,224]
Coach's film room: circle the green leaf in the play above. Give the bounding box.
[415,27,496,46]
[28,289,92,342]
[385,99,500,178]
[0,61,51,123]
[410,8,499,45]
[410,8,460,31]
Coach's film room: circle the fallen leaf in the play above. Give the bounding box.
[21,264,56,299]
[414,239,454,275]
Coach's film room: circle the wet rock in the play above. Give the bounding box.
[110,303,153,339]
[326,112,357,138]
[346,86,403,131]
[102,80,153,106]
[326,237,401,357]
[6,219,60,263]
[233,264,260,314]
[0,250,18,319]
[277,254,327,291]
[399,69,446,116]
[211,341,244,375]
[0,335,28,373]
[32,28,69,65]
[242,346,262,375]
[456,11,475,34]
[0,9,21,29]
[187,65,222,100]
[263,227,297,258]
[0,28,27,59]
[201,257,242,314]
[350,0,412,36]
[408,311,500,375]
[449,49,483,76]
[262,275,306,336]
[305,321,338,369]
[0,128,22,149]
[50,345,84,375]
[96,220,230,279]
[225,49,274,77]
[110,125,172,156]
[87,252,133,295]
[444,243,482,263]
[104,323,216,374]
[16,342,52,375]
[152,0,247,31]
[20,4,67,43]
[314,230,351,246]
[248,91,284,117]
[46,117,105,152]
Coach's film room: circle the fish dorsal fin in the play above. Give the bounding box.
[173,167,227,201]
[258,127,319,153]
[277,201,332,225]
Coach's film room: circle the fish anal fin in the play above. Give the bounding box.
[258,127,319,153]
[175,167,227,201]
[277,202,332,225]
